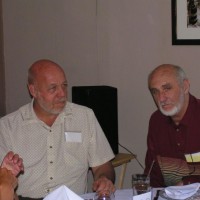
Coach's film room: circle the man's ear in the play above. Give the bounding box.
[28,84,36,98]
[183,79,190,94]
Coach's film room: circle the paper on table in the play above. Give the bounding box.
[43,185,84,200]
[165,183,200,199]
[133,191,151,200]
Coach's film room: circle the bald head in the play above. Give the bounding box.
[27,59,68,118]
[28,59,66,85]
[148,64,187,89]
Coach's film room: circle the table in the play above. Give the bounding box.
[81,189,133,200]
[81,188,161,200]
[111,153,136,189]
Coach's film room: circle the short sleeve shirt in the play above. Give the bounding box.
[0,101,114,198]
[144,94,200,187]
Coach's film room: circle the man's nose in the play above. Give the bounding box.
[57,86,67,97]
[158,91,167,102]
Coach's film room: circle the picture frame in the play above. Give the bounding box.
[172,0,200,45]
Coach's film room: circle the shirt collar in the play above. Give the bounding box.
[164,94,194,127]
[22,99,73,121]
[180,94,195,126]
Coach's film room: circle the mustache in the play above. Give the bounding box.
[56,97,67,103]
[159,101,174,106]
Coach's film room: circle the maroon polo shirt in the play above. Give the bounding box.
[144,94,200,187]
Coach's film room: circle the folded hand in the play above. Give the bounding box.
[1,151,24,176]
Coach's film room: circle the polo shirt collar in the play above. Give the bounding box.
[177,94,194,127]
[165,94,194,127]
[23,99,73,121]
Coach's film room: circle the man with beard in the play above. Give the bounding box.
[0,59,115,200]
[144,64,200,187]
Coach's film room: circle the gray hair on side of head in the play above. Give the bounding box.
[171,64,188,85]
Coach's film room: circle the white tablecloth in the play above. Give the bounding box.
[80,189,133,200]
[80,188,162,200]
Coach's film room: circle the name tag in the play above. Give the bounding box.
[133,191,151,200]
[185,152,200,162]
[65,132,82,143]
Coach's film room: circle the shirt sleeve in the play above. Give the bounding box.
[87,109,114,167]
[0,118,13,162]
[144,116,165,187]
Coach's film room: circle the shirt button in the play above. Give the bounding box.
[50,177,53,180]
[50,161,53,164]
[50,146,53,148]
[47,189,50,193]
[50,130,52,132]
[177,143,180,146]
[176,128,179,132]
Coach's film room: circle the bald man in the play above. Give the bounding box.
[145,64,200,187]
[0,59,115,200]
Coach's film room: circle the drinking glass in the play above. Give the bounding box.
[93,190,115,200]
[132,174,151,195]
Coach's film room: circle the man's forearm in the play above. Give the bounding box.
[93,162,115,183]
[0,183,14,200]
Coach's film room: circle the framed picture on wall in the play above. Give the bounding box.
[172,0,200,45]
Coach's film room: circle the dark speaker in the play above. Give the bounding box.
[72,86,119,154]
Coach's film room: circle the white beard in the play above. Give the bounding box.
[158,89,185,117]
[159,105,179,116]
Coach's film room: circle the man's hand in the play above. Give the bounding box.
[92,176,115,193]
[92,162,115,193]
[1,151,24,176]
[0,168,18,200]
[0,167,18,189]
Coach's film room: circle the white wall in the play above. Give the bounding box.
[2,0,99,111]
[2,0,200,190]
[97,0,200,189]
[0,0,5,116]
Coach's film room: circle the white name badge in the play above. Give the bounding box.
[133,191,151,200]
[65,132,82,143]
[185,152,200,162]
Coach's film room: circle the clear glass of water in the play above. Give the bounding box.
[132,174,151,195]
[93,190,115,200]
